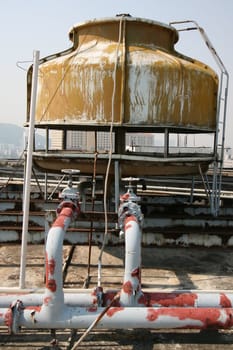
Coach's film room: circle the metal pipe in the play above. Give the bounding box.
[0,293,97,308]
[118,178,143,306]
[1,291,233,309]
[120,215,142,306]
[42,203,78,320]
[71,293,120,349]
[2,306,233,331]
[19,50,40,289]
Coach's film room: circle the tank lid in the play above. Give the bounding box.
[68,15,179,44]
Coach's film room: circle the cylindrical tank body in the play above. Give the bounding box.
[28,16,218,130]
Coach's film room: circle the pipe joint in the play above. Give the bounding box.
[56,199,80,218]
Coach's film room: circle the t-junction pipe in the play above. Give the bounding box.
[1,178,233,335]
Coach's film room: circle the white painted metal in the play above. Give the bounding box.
[1,306,233,330]
[19,50,40,289]
[120,215,142,306]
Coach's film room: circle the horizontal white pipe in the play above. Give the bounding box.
[0,293,97,307]
[1,291,233,308]
[1,306,233,330]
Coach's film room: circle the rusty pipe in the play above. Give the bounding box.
[120,214,143,306]
[42,202,79,321]
[1,290,233,309]
[1,306,233,331]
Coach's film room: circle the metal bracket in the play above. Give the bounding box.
[11,300,25,334]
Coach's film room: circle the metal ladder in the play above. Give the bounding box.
[170,20,229,216]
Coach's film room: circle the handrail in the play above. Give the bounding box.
[170,20,229,215]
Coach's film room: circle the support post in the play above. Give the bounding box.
[19,50,40,289]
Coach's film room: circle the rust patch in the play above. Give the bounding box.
[123,280,133,295]
[4,308,13,332]
[106,307,124,317]
[43,296,52,306]
[26,305,41,312]
[149,292,198,307]
[87,306,98,312]
[46,279,57,292]
[125,215,138,230]
[131,267,140,280]
[48,258,56,275]
[146,307,233,329]
[52,207,73,228]
[220,293,232,308]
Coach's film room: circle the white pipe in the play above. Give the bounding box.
[2,291,233,309]
[2,306,233,330]
[42,204,75,320]
[19,50,40,289]
[114,161,120,213]
[120,215,142,306]
[0,293,97,307]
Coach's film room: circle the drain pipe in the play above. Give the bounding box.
[118,178,143,306]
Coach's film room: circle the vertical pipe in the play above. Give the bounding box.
[164,128,169,158]
[114,161,120,213]
[19,50,40,289]
[120,215,142,306]
[42,197,79,320]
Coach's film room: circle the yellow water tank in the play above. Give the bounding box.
[28,16,218,130]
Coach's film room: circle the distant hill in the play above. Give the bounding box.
[0,123,45,148]
[0,123,24,147]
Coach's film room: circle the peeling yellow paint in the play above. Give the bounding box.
[29,17,218,131]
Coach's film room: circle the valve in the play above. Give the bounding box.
[118,177,143,238]
[120,177,141,203]
[57,169,81,216]
[59,169,80,202]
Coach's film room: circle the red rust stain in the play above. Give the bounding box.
[120,193,130,201]
[149,293,198,307]
[147,308,158,322]
[123,281,133,295]
[43,296,52,305]
[4,308,13,329]
[102,292,120,307]
[48,258,56,275]
[125,215,138,224]
[92,297,97,305]
[25,305,41,312]
[46,279,57,292]
[106,307,124,317]
[138,294,150,306]
[146,307,233,329]
[220,293,232,308]
[125,215,138,230]
[52,207,73,228]
[87,306,98,312]
[131,267,140,280]
[45,253,55,282]
[125,223,132,230]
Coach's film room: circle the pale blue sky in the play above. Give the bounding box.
[0,0,232,146]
